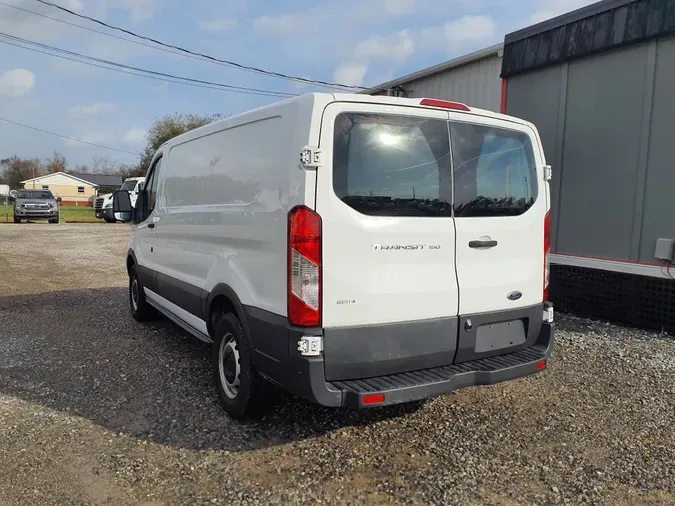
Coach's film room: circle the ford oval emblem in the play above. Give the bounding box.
[507,291,523,301]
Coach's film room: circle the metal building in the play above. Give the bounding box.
[361,43,505,112]
[502,0,675,331]
[363,0,675,331]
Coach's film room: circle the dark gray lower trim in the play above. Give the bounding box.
[242,303,554,408]
[127,258,207,322]
[455,304,543,364]
[135,263,156,294]
[323,317,459,382]
[155,272,206,320]
[243,305,342,407]
[333,322,554,408]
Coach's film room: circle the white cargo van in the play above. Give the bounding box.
[113,93,555,418]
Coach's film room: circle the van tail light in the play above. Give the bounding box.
[288,206,322,327]
[544,210,551,302]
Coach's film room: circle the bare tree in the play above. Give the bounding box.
[0,156,45,189]
[44,151,67,174]
[90,155,118,175]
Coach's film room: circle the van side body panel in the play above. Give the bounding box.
[148,94,332,333]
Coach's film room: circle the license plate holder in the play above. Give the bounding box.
[474,319,526,353]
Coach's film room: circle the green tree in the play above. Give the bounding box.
[136,113,223,176]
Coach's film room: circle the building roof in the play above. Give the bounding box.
[20,171,123,187]
[73,173,123,187]
[359,43,504,95]
[21,172,98,187]
[502,0,675,77]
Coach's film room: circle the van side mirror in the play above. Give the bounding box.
[113,190,134,222]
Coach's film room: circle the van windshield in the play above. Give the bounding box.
[333,113,452,217]
[332,113,538,218]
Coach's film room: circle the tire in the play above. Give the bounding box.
[13,217,20,223]
[104,217,116,224]
[212,313,267,419]
[49,217,59,224]
[129,266,156,322]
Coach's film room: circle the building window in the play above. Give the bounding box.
[77,186,85,193]
[42,185,49,190]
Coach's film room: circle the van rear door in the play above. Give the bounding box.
[449,116,548,363]
[315,102,459,381]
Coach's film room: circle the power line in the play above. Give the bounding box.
[0,1,256,73]
[0,116,141,155]
[0,33,297,98]
[33,0,368,91]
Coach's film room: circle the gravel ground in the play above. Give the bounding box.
[0,224,673,505]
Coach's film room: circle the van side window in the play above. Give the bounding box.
[333,113,452,217]
[450,122,537,217]
[146,157,162,214]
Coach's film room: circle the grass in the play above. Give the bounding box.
[58,205,101,223]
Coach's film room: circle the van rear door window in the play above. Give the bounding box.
[450,122,538,217]
[333,113,452,217]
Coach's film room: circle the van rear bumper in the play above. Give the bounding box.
[246,306,554,408]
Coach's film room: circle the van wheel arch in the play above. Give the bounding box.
[126,250,137,277]
[207,285,250,341]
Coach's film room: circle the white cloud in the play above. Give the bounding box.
[122,128,147,145]
[198,18,237,32]
[530,0,596,24]
[253,0,422,37]
[421,15,499,52]
[63,0,84,11]
[334,63,368,87]
[355,30,415,63]
[0,69,36,97]
[102,0,158,23]
[63,132,107,148]
[68,103,116,118]
[380,0,417,16]
[253,10,324,36]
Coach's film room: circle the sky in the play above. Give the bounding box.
[0,0,596,168]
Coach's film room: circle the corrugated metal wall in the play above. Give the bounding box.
[373,54,503,112]
[507,34,675,264]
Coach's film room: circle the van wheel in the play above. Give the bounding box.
[212,313,266,419]
[129,267,156,322]
[13,217,20,223]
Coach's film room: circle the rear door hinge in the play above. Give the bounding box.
[297,336,323,356]
[300,147,322,169]
[544,165,553,181]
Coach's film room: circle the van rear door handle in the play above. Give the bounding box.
[469,239,497,248]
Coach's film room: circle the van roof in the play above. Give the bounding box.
[160,92,531,149]
[327,93,530,126]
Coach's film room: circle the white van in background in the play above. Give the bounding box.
[113,93,554,419]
